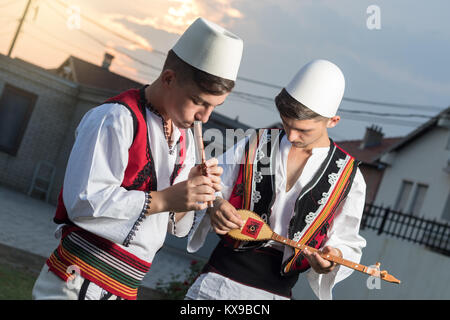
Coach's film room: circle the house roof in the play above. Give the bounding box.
[375,106,450,159]
[51,55,251,130]
[269,120,402,164]
[270,108,450,164]
[336,137,403,164]
[53,55,143,93]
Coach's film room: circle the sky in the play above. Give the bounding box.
[1,0,449,141]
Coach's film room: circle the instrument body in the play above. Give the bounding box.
[228,210,401,284]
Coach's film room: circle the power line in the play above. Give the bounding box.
[44,0,162,81]
[227,90,431,127]
[0,19,18,36]
[52,0,166,57]
[48,0,446,113]
[11,0,443,127]
[0,0,18,10]
[339,113,423,127]
[342,97,442,112]
[338,109,432,119]
[237,76,283,90]
[231,90,434,117]
[21,28,77,57]
[23,20,100,60]
[45,0,163,70]
[7,0,32,57]
[7,0,446,114]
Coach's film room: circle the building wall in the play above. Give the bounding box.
[0,55,250,204]
[163,224,450,300]
[359,165,384,204]
[51,86,119,203]
[0,56,78,202]
[292,229,450,299]
[375,127,450,220]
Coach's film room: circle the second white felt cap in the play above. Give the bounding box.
[285,59,345,117]
[172,17,243,81]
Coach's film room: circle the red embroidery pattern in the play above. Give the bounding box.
[241,218,263,239]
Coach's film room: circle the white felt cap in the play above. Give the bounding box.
[285,59,345,117]
[172,17,243,81]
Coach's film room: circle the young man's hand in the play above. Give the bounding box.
[301,246,342,274]
[188,158,223,193]
[149,176,215,214]
[208,198,244,235]
[146,158,223,215]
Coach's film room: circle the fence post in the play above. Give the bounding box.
[378,206,390,235]
[360,203,369,230]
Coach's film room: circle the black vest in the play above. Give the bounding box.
[205,129,360,296]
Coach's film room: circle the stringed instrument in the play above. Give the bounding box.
[228,209,401,284]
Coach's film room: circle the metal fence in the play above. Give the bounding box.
[361,203,450,256]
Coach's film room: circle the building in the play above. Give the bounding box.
[374,107,450,221]
[0,52,249,204]
[336,126,402,204]
[0,53,79,203]
[267,121,402,204]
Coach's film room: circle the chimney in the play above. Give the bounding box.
[359,125,384,149]
[102,52,114,70]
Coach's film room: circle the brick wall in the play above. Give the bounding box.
[0,56,79,203]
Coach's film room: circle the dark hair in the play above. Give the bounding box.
[162,50,235,95]
[275,88,327,121]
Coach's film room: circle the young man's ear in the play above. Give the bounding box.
[160,69,176,88]
[326,115,341,129]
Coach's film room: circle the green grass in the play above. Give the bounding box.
[0,262,37,300]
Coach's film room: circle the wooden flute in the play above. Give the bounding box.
[193,121,214,208]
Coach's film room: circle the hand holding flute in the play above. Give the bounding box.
[193,121,222,208]
[144,123,222,215]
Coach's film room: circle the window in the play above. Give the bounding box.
[442,192,450,221]
[0,84,37,155]
[446,132,450,150]
[394,180,413,212]
[409,183,428,216]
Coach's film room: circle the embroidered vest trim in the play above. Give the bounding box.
[221,129,359,275]
[282,143,357,275]
[47,86,186,300]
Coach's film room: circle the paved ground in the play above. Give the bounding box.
[0,185,203,299]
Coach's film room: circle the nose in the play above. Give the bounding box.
[287,130,304,144]
[286,129,298,142]
[196,106,214,123]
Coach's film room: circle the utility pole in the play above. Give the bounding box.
[7,0,33,57]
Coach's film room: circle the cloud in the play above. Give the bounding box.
[107,47,139,76]
[97,13,154,51]
[109,0,244,35]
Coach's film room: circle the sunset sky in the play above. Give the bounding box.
[1,0,449,141]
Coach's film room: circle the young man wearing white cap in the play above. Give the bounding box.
[186,60,367,300]
[32,17,243,300]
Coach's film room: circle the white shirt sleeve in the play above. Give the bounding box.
[167,129,197,238]
[187,136,248,253]
[306,168,367,300]
[62,103,146,244]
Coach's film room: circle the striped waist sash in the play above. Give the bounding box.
[46,228,151,300]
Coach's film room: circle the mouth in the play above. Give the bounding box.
[180,122,194,129]
[291,141,305,147]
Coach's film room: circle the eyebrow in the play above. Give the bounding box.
[281,119,312,132]
[293,127,312,132]
[192,95,225,107]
